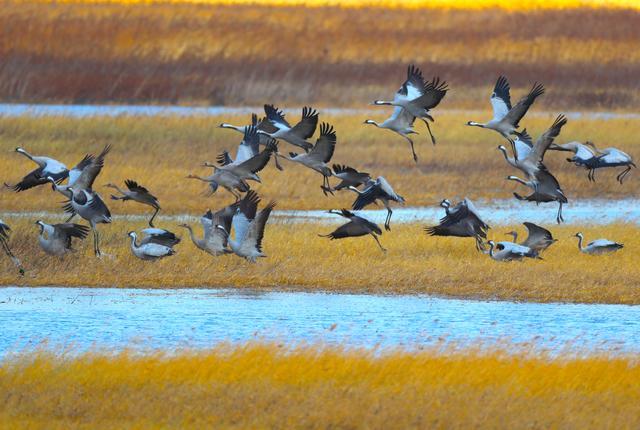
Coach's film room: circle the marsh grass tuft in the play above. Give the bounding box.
[1,344,640,428]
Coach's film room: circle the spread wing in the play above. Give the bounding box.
[233,190,260,244]
[389,106,416,129]
[140,228,180,247]
[308,123,336,163]
[352,181,382,211]
[264,104,291,129]
[125,179,150,194]
[412,77,448,110]
[530,114,567,164]
[73,144,111,190]
[5,167,49,192]
[235,125,261,164]
[238,201,276,255]
[521,222,555,251]
[217,151,234,166]
[235,139,277,174]
[490,76,512,121]
[290,106,319,139]
[399,64,427,100]
[504,82,545,128]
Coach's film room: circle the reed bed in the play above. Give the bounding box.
[1,2,639,107]
[1,343,640,428]
[1,217,638,303]
[0,113,638,214]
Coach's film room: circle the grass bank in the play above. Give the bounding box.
[1,113,638,214]
[1,219,638,304]
[1,344,639,428]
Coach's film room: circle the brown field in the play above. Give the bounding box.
[1,1,640,108]
[2,344,640,429]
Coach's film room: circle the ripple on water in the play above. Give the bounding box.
[1,287,640,357]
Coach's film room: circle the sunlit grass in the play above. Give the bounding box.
[1,216,638,303]
[1,344,640,428]
[0,113,638,214]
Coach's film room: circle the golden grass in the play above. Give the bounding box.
[0,113,637,214]
[1,217,638,304]
[2,344,640,428]
[1,2,639,107]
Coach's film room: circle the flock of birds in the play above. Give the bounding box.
[0,66,634,274]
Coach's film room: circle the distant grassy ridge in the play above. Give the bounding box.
[1,2,639,107]
[12,0,640,10]
[2,344,640,428]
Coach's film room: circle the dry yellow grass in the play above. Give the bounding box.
[1,344,640,428]
[1,217,638,304]
[0,113,638,214]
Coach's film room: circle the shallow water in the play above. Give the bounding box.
[1,103,639,120]
[2,287,640,357]
[2,198,639,226]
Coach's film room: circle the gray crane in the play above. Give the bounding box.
[497,115,567,189]
[105,180,161,227]
[219,113,284,170]
[467,76,545,157]
[319,209,385,252]
[278,123,337,195]
[351,177,405,231]
[0,220,24,275]
[507,168,568,224]
[548,141,599,181]
[180,204,236,256]
[486,240,539,262]
[217,190,276,262]
[364,106,420,162]
[65,187,112,257]
[5,147,68,192]
[323,164,371,194]
[574,232,623,255]
[584,142,635,184]
[260,105,319,152]
[373,65,448,146]
[35,221,90,256]
[425,198,489,251]
[505,222,557,255]
[128,229,178,261]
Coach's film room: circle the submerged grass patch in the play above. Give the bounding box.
[1,344,640,428]
[1,218,638,304]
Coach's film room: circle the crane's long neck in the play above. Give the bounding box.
[374,100,394,106]
[576,235,584,251]
[488,242,495,258]
[111,185,128,196]
[184,225,203,249]
[467,121,486,128]
[507,176,529,187]
[220,123,243,132]
[188,175,209,182]
[18,149,40,165]
[499,148,517,167]
[129,235,139,250]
